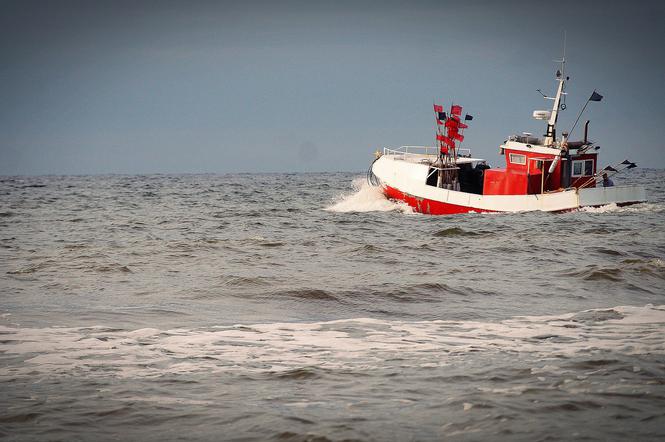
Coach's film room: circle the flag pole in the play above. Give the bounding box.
[569,90,601,137]
[434,100,442,164]
[433,101,444,188]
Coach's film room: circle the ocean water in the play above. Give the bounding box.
[1,169,665,441]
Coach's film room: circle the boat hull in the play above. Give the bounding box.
[372,155,647,215]
[384,185,494,214]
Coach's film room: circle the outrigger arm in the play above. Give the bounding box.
[578,159,638,189]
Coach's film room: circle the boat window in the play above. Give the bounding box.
[572,159,594,177]
[509,153,526,165]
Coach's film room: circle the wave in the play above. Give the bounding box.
[220,275,273,288]
[324,178,413,213]
[621,257,665,280]
[433,227,493,237]
[1,305,663,380]
[268,289,340,301]
[559,259,665,282]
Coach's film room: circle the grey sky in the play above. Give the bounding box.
[2,0,664,175]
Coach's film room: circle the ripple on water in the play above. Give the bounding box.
[267,289,340,302]
[558,265,624,282]
[433,227,495,237]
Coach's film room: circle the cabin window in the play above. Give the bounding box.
[509,153,526,165]
[572,159,594,177]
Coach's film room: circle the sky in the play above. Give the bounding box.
[1,0,664,175]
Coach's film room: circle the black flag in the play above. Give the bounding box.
[464,114,473,121]
[589,91,603,102]
[620,159,637,169]
[603,166,618,172]
[438,112,447,120]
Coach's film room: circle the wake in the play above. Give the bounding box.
[325,178,413,213]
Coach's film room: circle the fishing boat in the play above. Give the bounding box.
[368,57,646,215]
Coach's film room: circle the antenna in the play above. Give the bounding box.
[542,31,568,146]
[561,30,566,76]
[553,31,566,76]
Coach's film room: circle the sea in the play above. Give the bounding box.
[1,169,664,441]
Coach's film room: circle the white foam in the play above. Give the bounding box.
[579,203,620,213]
[579,202,664,214]
[325,178,413,213]
[2,305,664,380]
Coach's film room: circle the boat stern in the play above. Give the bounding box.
[578,185,647,208]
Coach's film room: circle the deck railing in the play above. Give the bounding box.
[383,146,472,159]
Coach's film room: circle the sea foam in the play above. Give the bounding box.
[2,304,663,380]
[325,178,413,213]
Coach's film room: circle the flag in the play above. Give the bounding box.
[440,146,449,154]
[436,119,444,125]
[438,112,447,120]
[451,105,462,116]
[620,159,637,169]
[445,120,467,130]
[433,104,444,113]
[438,136,455,148]
[589,91,603,102]
[464,114,473,121]
[452,133,464,142]
[603,166,618,172]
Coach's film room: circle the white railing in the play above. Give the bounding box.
[383,145,472,158]
[383,145,437,157]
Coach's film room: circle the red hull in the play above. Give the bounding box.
[384,185,495,215]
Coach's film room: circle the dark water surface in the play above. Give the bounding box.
[1,170,665,441]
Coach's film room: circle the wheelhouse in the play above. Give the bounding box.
[484,136,598,195]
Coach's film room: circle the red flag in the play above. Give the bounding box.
[445,119,458,129]
[451,105,462,116]
[433,104,444,113]
[458,122,468,129]
[440,146,449,154]
[442,137,455,149]
[453,132,465,142]
[437,134,454,146]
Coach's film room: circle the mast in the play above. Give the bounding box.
[433,103,468,190]
[543,35,567,146]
